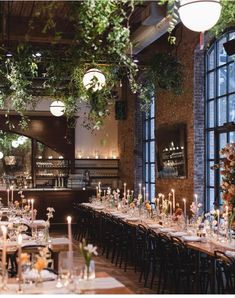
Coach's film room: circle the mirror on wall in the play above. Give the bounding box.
[156,123,187,179]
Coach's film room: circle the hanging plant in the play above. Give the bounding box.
[0,44,38,129]
[0,1,177,130]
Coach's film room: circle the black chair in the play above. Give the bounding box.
[214,250,235,294]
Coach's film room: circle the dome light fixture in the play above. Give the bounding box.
[0,151,3,159]
[12,140,19,148]
[82,68,106,91]
[50,100,65,117]
[178,0,222,32]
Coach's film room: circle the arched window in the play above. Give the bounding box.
[143,99,155,201]
[205,30,235,210]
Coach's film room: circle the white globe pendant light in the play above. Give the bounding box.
[178,0,222,32]
[12,140,19,148]
[50,100,65,117]
[0,151,3,159]
[82,68,106,91]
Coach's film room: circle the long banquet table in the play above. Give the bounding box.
[78,202,235,294]
[2,272,133,294]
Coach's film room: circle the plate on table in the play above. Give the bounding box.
[115,214,129,219]
[169,231,188,237]
[148,223,162,229]
[225,250,235,258]
[182,236,201,242]
[159,227,175,233]
[125,217,139,222]
[94,206,104,210]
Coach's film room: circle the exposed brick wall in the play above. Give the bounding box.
[118,26,207,213]
[117,85,136,190]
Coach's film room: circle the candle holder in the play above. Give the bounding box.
[0,272,8,291]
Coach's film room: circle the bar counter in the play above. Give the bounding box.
[0,188,95,230]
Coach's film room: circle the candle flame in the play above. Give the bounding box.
[67,216,72,224]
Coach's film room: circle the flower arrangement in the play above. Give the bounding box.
[213,143,235,225]
[34,247,52,272]
[45,207,55,227]
[190,202,202,216]
[79,239,98,280]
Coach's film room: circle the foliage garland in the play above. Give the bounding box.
[0,0,184,131]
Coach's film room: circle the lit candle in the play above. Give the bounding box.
[138,183,142,195]
[217,209,220,233]
[194,194,198,216]
[157,198,160,214]
[1,226,7,281]
[143,187,146,200]
[146,192,149,202]
[27,199,31,208]
[183,198,186,219]
[171,189,175,211]
[131,190,134,197]
[7,188,9,206]
[17,233,23,293]
[98,182,101,194]
[123,183,127,199]
[67,216,73,269]
[31,199,34,221]
[225,205,229,219]
[67,216,73,252]
[169,201,172,216]
[10,185,14,204]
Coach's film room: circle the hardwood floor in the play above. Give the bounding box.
[56,233,156,294]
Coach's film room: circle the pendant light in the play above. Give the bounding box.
[50,100,65,117]
[82,68,106,91]
[178,0,222,32]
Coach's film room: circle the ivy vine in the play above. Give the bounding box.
[0,0,183,131]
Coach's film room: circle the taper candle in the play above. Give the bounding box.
[217,209,220,233]
[17,233,23,293]
[138,183,142,195]
[143,187,146,201]
[10,185,14,204]
[67,216,73,252]
[194,194,198,216]
[183,198,186,219]
[1,225,7,281]
[31,199,34,221]
[157,198,160,214]
[171,189,175,211]
[123,183,127,198]
[169,201,172,216]
[7,188,9,207]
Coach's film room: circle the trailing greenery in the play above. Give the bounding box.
[0,0,183,130]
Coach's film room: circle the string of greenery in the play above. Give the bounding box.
[0,0,184,131]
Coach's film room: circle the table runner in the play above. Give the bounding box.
[2,277,125,294]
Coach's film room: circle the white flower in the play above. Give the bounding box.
[84,244,98,256]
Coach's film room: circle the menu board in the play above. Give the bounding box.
[157,123,187,179]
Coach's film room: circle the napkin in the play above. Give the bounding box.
[169,231,188,237]
[23,269,57,281]
[182,235,201,242]
[125,217,139,222]
[225,250,235,258]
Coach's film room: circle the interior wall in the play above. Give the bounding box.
[119,25,200,209]
[75,105,118,159]
[34,99,119,159]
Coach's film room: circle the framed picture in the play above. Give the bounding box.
[156,123,187,179]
